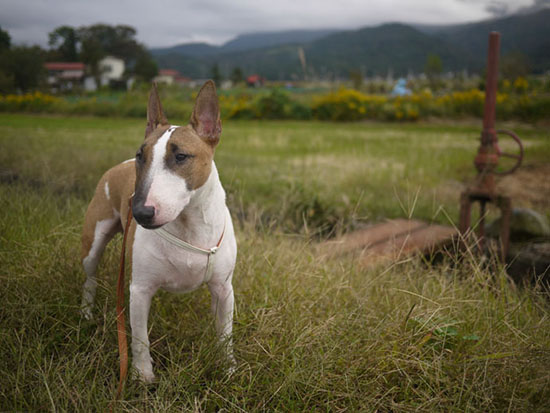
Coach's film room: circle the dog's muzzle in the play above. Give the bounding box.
[132,202,159,229]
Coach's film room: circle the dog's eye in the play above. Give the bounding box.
[175,153,191,163]
[135,150,143,162]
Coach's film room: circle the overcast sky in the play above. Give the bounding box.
[0,0,542,48]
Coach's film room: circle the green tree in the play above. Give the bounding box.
[48,26,78,61]
[230,67,244,85]
[0,26,10,52]
[211,63,222,87]
[75,24,156,88]
[0,27,13,92]
[79,36,104,89]
[133,51,158,82]
[425,54,443,90]
[5,46,46,92]
[77,24,143,62]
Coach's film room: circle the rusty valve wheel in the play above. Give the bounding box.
[495,129,524,175]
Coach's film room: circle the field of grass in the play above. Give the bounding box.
[1,113,549,411]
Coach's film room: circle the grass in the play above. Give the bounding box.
[1,113,550,411]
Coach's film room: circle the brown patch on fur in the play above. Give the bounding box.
[165,125,215,190]
[82,80,222,263]
[81,160,136,260]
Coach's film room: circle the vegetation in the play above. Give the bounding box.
[0,24,158,93]
[2,82,550,123]
[1,114,549,411]
[0,28,47,93]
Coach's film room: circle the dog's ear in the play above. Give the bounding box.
[145,82,168,137]
[190,80,221,147]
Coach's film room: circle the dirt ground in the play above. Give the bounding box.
[496,163,550,213]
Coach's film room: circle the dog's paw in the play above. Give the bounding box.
[80,305,94,321]
[131,365,156,384]
[225,355,237,377]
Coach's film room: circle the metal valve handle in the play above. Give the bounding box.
[495,129,523,175]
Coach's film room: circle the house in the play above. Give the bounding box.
[154,69,191,86]
[83,55,126,91]
[246,74,265,87]
[99,56,125,86]
[44,62,85,92]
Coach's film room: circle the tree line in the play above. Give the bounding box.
[0,24,158,93]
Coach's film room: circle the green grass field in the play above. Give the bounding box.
[1,113,549,411]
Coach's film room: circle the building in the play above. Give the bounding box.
[246,74,265,87]
[44,62,85,92]
[99,56,125,86]
[154,69,191,86]
[83,55,126,91]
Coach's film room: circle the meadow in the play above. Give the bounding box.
[1,113,550,411]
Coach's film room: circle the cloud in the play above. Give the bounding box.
[455,0,536,17]
[484,1,510,17]
[0,0,540,48]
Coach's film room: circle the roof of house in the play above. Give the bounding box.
[247,74,264,82]
[158,69,180,77]
[44,62,85,71]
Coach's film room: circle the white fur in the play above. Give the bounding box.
[104,181,110,200]
[81,214,119,319]
[122,158,135,164]
[81,123,237,382]
[131,151,237,382]
[144,127,193,226]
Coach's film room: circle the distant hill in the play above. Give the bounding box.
[433,8,550,73]
[150,9,550,80]
[151,29,337,58]
[304,23,474,77]
[221,29,338,52]
[151,42,219,57]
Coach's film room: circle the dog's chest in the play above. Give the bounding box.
[132,226,213,292]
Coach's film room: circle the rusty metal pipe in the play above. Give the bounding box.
[458,31,522,261]
[482,32,500,136]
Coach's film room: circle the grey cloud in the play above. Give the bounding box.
[0,0,541,48]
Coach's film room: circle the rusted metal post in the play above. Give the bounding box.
[474,32,500,195]
[458,32,523,260]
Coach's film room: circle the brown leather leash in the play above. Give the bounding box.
[109,197,133,411]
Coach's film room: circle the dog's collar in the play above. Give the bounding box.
[153,220,226,283]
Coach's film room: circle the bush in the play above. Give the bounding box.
[1,86,549,122]
[0,92,60,113]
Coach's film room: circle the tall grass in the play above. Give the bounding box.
[1,114,549,411]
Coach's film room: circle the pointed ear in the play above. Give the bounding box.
[190,80,221,146]
[145,82,168,137]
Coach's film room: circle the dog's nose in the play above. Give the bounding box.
[133,203,155,226]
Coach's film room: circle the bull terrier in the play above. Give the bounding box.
[80,81,237,382]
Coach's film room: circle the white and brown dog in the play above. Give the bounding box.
[80,81,237,382]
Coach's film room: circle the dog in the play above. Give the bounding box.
[80,81,237,382]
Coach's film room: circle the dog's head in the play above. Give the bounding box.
[132,80,221,229]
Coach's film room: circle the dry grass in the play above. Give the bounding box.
[1,114,549,411]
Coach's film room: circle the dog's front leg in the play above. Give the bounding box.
[208,279,236,373]
[129,282,156,383]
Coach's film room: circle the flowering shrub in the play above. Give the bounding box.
[220,89,311,120]
[1,87,548,122]
[0,92,61,112]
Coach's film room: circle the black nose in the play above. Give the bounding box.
[133,203,155,226]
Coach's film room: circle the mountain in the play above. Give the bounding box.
[433,8,550,73]
[150,9,550,80]
[221,29,338,52]
[151,42,219,57]
[304,23,474,77]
